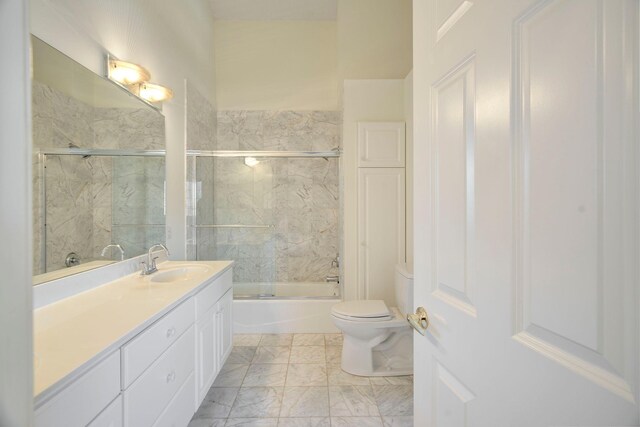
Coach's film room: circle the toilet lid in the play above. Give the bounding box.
[332,300,391,319]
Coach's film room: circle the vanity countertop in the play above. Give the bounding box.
[33,260,233,403]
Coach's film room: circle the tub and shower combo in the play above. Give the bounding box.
[187,149,342,333]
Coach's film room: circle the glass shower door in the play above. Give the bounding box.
[188,152,340,299]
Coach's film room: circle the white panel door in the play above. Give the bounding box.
[412,0,639,425]
[358,168,406,305]
[216,288,233,365]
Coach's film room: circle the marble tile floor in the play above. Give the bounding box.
[188,333,414,427]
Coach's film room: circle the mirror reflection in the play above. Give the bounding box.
[31,36,166,285]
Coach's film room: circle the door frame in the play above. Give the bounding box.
[0,0,34,425]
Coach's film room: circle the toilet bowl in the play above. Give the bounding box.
[331,264,413,377]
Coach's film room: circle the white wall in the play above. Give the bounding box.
[404,71,414,271]
[342,79,406,301]
[214,21,338,110]
[0,1,33,425]
[30,0,218,259]
[337,0,412,81]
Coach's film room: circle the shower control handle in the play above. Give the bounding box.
[65,252,80,268]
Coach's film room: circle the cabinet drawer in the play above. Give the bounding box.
[152,373,195,427]
[35,352,120,427]
[195,269,232,320]
[88,395,123,427]
[123,326,195,427]
[122,299,195,388]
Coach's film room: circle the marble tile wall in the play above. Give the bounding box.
[91,157,113,260]
[194,111,342,284]
[110,157,166,260]
[92,107,165,150]
[185,82,217,260]
[216,111,341,152]
[43,155,95,273]
[32,81,93,274]
[186,83,218,151]
[32,81,165,275]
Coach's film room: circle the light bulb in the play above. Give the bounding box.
[139,82,173,103]
[108,59,150,85]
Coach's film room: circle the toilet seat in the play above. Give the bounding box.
[332,307,408,327]
[331,300,391,321]
[332,311,392,322]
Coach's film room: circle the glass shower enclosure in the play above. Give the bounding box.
[33,148,166,283]
[187,150,341,299]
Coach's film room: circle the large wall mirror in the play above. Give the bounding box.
[32,36,166,285]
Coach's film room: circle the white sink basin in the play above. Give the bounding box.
[149,266,210,283]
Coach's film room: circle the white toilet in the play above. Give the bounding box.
[331,264,413,377]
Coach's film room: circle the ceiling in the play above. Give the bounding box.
[209,0,337,21]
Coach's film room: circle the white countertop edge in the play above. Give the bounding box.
[34,260,234,408]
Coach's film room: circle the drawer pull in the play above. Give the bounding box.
[166,327,176,338]
[166,371,176,383]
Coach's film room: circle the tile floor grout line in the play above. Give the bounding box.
[193,333,412,427]
[279,339,293,418]
[228,334,260,423]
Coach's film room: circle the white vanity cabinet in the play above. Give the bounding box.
[194,269,233,406]
[34,265,233,427]
[34,352,121,427]
[123,325,195,426]
[215,288,233,366]
[88,396,123,427]
[195,304,218,405]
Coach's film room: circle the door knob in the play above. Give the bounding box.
[407,306,429,335]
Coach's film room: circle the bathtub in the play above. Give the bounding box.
[233,282,341,333]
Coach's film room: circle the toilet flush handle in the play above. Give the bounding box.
[407,307,429,336]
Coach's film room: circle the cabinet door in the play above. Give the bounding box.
[357,168,406,306]
[195,306,217,406]
[358,122,405,167]
[216,288,233,366]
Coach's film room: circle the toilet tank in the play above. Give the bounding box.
[394,264,414,315]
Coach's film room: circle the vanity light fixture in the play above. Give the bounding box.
[108,59,150,85]
[244,157,260,167]
[139,82,174,103]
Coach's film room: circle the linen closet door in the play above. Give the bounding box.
[358,168,406,306]
[412,0,640,425]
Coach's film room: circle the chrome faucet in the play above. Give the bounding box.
[100,243,125,261]
[141,243,170,276]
